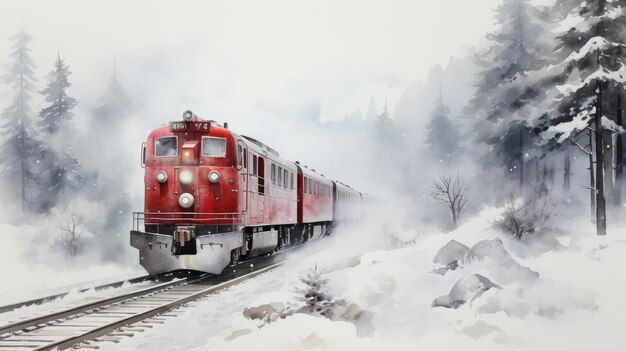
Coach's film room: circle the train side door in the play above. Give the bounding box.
[237,142,248,215]
[257,157,266,223]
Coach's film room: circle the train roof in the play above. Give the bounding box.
[241,135,280,157]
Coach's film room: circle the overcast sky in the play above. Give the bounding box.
[0,0,515,193]
[0,0,504,123]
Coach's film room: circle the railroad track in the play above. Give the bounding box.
[0,274,160,315]
[0,255,284,350]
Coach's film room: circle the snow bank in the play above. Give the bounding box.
[0,217,141,303]
[196,208,625,350]
[91,207,626,351]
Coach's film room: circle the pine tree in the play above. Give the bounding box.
[296,265,333,317]
[39,53,78,134]
[94,58,131,123]
[87,60,133,256]
[466,0,554,190]
[425,93,460,163]
[538,0,626,235]
[376,99,393,139]
[38,53,81,211]
[0,28,42,213]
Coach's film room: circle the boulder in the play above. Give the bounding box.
[433,240,471,266]
[432,273,502,309]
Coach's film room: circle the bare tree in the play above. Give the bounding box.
[59,213,83,256]
[430,175,471,229]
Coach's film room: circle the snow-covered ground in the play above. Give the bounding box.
[85,207,625,351]
[0,219,142,305]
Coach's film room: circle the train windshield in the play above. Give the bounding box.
[202,137,227,157]
[155,136,178,157]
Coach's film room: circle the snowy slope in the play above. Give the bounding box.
[94,208,626,351]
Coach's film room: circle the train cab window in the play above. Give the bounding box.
[155,136,178,157]
[290,173,294,189]
[271,164,276,183]
[305,178,309,193]
[243,149,247,168]
[277,166,283,186]
[237,145,243,168]
[141,142,146,167]
[252,155,258,175]
[201,137,227,157]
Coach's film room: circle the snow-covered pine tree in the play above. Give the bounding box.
[425,93,460,163]
[538,0,626,235]
[466,0,554,190]
[0,28,42,214]
[296,265,333,317]
[37,53,81,211]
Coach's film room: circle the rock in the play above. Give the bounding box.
[431,260,460,275]
[432,273,502,309]
[464,238,511,264]
[434,240,471,266]
[224,328,252,341]
[464,239,539,286]
[243,303,292,322]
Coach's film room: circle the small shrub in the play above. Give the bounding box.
[493,195,555,240]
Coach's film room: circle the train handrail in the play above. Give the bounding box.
[132,212,244,231]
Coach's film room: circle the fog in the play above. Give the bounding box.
[0,0,621,293]
[0,0,502,224]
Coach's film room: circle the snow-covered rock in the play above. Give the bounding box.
[464,238,540,286]
[431,273,502,309]
[433,239,470,266]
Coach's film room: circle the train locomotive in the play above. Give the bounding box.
[131,110,362,275]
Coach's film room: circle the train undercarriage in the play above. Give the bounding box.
[130,222,332,275]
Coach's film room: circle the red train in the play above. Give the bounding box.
[131,111,363,275]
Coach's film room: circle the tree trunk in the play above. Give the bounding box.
[548,154,555,185]
[603,128,615,205]
[589,128,596,223]
[564,149,571,191]
[595,80,607,236]
[19,51,26,214]
[452,209,458,230]
[615,94,623,207]
[519,127,524,194]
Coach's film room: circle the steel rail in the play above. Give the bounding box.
[0,274,155,314]
[36,262,283,351]
[0,273,207,337]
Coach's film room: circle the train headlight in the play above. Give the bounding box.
[178,193,195,209]
[208,170,221,183]
[182,110,195,122]
[179,170,193,185]
[155,171,168,183]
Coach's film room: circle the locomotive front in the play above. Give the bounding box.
[131,111,245,275]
